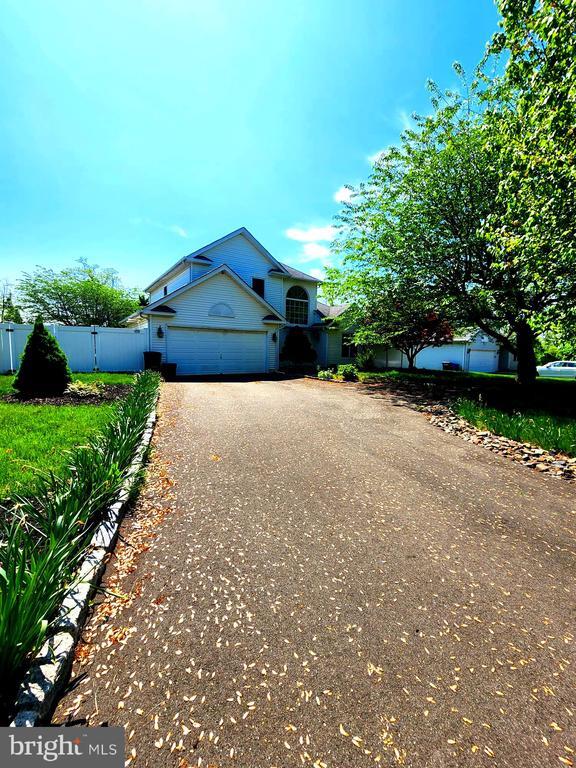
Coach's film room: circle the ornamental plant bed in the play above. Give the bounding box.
[2,383,131,406]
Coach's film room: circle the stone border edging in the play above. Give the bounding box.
[10,404,158,727]
[423,404,576,482]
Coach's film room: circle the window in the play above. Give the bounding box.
[286,286,309,325]
[208,302,234,318]
[341,334,357,358]
[252,278,265,298]
[163,286,168,296]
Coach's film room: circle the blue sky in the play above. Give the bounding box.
[0,0,500,294]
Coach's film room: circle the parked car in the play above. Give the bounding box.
[536,361,576,378]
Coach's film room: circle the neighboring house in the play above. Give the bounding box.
[324,313,518,373]
[372,330,517,373]
[125,227,516,375]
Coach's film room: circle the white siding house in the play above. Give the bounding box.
[126,228,321,375]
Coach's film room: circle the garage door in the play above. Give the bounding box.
[167,328,267,375]
[468,349,498,373]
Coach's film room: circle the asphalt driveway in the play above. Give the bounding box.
[55,378,576,767]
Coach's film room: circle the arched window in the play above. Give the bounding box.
[208,302,235,318]
[286,286,309,325]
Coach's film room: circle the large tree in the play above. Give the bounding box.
[332,69,575,384]
[17,259,142,326]
[482,0,576,366]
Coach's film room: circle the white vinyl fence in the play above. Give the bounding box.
[0,323,148,373]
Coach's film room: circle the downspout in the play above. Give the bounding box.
[147,314,152,360]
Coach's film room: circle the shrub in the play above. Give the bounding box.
[66,380,105,398]
[356,349,375,371]
[317,369,334,380]
[337,364,359,381]
[13,318,72,396]
[0,371,160,702]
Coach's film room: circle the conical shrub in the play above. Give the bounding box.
[14,318,72,396]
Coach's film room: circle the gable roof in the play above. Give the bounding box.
[279,263,321,283]
[144,227,291,292]
[137,264,287,322]
[316,301,349,319]
[149,304,176,314]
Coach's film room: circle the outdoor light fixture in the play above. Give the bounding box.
[157,325,164,338]
[272,333,277,342]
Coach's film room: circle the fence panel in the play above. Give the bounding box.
[0,323,148,373]
[51,325,96,372]
[96,327,147,372]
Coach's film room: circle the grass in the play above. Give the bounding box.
[357,368,573,384]
[0,372,160,717]
[0,373,134,499]
[454,399,576,456]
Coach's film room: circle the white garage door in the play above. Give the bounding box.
[167,328,267,375]
[468,349,498,373]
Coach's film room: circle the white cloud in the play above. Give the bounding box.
[309,267,326,281]
[334,185,353,204]
[302,242,330,258]
[168,224,189,238]
[285,225,336,243]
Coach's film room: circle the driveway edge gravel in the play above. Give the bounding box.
[10,403,158,728]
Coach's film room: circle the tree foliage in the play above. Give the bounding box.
[17,259,142,326]
[14,317,72,396]
[331,50,576,384]
[0,289,23,323]
[328,0,576,385]
[480,0,576,379]
[325,271,453,370]
[484,0,576,318]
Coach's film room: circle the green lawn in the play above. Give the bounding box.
[0,373,134,500]
[357,368,574,384]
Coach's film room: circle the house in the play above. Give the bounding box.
[372,330,517,373]
[321,312,517,373]
[125,227,326,375]
[125,227,516,375]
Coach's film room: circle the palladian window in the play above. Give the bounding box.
[286,286,309,325]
